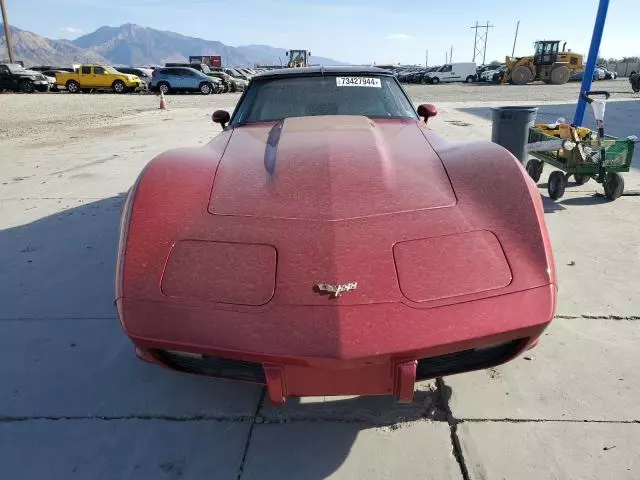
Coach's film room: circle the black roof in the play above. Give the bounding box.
[253,66,394,80]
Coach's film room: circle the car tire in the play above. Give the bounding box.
[603,172,624,200]
[431,77,440,85]
[465,75,475,83]
[525,159,544,183]
[547,171,567,200]
[112,80,126,93]
[573,173,590,185]
[18,80,35,93]
[199,82,212,95]
[66,80,80,93]
[158,82,170,95]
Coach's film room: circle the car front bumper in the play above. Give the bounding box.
[34,80,49,92]
[118,283,555,404]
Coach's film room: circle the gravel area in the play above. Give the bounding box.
[0,78,636,141]
[0,91,241,140]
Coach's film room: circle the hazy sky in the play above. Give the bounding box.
[5,0,637,65]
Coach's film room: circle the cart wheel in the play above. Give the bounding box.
[548,171,567,200]
[603,172,624,200]
[526,159,544,183]
[573,174,590,186]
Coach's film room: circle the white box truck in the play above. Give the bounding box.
[425,63,477,84]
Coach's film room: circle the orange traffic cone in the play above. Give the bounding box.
[159,91,167,110]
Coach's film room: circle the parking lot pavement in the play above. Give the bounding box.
[0,420,250,480]
[446,317,640,421]
[1,89,639,479]
[458,422,640,480]
[0,319,261,417]
[543,194,640,317]
[241,421,460,480]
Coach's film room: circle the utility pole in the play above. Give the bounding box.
[472,21,478,61]
[482,21,490,64]
[511,20,520,58]
[425,49,428,67]
[470,20,494,65]
[1,0,14,63]
[450,46,453,63]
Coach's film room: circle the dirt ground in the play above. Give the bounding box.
[0,78,635,140]
[1,79,640,480]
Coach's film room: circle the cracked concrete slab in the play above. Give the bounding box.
[0,419,250,480]
[259,381,444,424]
[0,319,261,417]
[446,318,640,421]
[241,421,460,480]
[458,421,640,480]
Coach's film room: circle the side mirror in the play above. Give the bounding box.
[417,104,438,124]
[308,52,312,56]
[212,110,230,128]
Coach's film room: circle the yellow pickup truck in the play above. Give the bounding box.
[55,65,144,93]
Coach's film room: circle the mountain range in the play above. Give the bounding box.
[1,23,344,67]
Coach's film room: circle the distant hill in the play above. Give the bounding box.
[72,24,344,67]
[1,23,345,67]
[0,24,108,65]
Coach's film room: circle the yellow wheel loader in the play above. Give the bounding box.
[502,41,584,85]
[286,50,311,68]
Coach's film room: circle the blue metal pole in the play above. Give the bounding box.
[573,0,610,125]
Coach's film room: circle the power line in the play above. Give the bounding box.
[471,21,494,65]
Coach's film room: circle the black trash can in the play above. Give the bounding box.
[491,106,538,163]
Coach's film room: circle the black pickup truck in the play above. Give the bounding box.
[0,63,50,93]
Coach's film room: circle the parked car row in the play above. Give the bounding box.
[395,63,479,84]
[569,67,617,82]
[1,62,267,94]
[0,63,53,92]
[394,61,621,86]
[477,64,507,83]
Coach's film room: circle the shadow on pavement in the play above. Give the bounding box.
[0,194,125,319]
[542,196,566,213]
[0,196,448,479]
[560,194,611,206]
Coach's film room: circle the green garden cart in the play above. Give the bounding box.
[525,91,635,201]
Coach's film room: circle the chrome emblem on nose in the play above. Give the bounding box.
[314,282,358,298]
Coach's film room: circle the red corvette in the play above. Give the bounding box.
[116,67,556,404]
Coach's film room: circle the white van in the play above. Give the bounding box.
[426,62,477,84]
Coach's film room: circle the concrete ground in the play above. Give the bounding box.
[1,81,639,479]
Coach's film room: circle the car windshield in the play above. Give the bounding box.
[231,74,417,125]
[104,66,120,74]
[226,68,244,77]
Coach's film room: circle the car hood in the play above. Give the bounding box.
[16,69,43,78]
[208,115,456,221]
